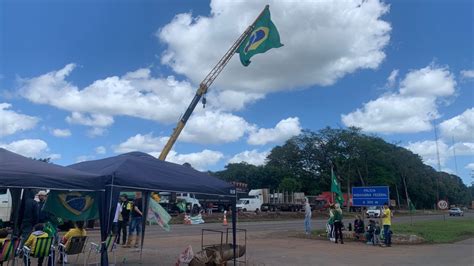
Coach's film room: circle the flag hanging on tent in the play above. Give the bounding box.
[331,168,345,206]
[237,6,283,66]
[43,191,99,221]
[147,197,172,231]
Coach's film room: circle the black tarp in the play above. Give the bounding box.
[0,148,104,265]
[0,148,102,190]
[69,152,235,196]
[69,152,236,265]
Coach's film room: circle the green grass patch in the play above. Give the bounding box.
[392,219,474,243]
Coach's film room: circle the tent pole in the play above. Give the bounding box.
[140,191,150,263]
[232,196,237,265]
[11,188,23,266]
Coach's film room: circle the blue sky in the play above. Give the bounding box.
[1,0,473,184]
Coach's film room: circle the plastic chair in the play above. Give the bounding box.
[58,236,87,266]
[87,234,116,265]
[0,238,20,266]
[23,237,53,266]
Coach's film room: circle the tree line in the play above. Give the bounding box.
[212,127,472,209]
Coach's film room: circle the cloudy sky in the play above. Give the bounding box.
[1,0,473,184]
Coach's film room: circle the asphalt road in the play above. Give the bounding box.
[144,211,474,238]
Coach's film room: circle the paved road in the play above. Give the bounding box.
[143,211,474,238]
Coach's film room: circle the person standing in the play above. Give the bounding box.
[117,194,131,245]
[304,198,312,236]
[381,202,392,247]
[333,203,344,244]
[20,190,38,245]
[125,192,143,248]
[327,204,335,242]
[36,191,49,223]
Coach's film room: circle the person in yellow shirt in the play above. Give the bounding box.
[24,223,49,266]
[58,221,87,263]
[381,202,392,247]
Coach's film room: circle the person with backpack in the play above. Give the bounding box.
[117,194,132,245]
[125,192,143,248]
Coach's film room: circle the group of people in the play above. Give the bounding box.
[0,190,88,265]
[304,199,393,247]
[344,202,393,247]
[112,192,144,248]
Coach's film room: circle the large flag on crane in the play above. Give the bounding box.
[238,6,283,66]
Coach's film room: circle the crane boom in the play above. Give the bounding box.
[158,6,269,160]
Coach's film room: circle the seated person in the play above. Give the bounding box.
[24,223,49,266]
[0,228,8,248]
[374,221,382,245]
[58,221,87,263]
[365,220,375,244]
[353,215,365,239]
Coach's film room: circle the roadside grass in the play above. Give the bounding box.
[306,219,474,244]
[392,219,474,243]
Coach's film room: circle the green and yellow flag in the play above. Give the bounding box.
[238,6,283,66]
[43,191,99,221]
[331,168,345,206]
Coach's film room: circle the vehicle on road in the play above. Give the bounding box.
[448,207,464,216]
[366,206,382,218]
[0,189,11,225]
[237,189,306,212]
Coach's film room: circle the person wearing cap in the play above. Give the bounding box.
[36,191,49,223]
[20,190,38,245]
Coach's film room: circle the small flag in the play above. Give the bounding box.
[43,191,99,221]
[331,168,345,206]
[408,199,416,212]
[237,6,283,66]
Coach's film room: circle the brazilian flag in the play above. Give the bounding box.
[43,191,99,221]
[237,6,283,66]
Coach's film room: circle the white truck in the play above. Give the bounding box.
[236,189,263,212]
[0,189,12,224]
[237,189,306,212]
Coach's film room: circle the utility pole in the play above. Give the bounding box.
[433,120,441,207]
[159,6,269,160]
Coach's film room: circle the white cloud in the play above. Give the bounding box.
[228,149,270,166]
[114,133,169,153]
[405,140,449,168]
[20,65,195,130]
[399,66,456,97]
[460,69,474,79]
[342,65,456,134]
[0,103,38,137]
[76,155,95,163]
[450,142,474,156]
[66,112,114,127]
[158,0,390,93]
[386,69,399,88]
[51,128,71,138]
[95,146,106,155]
[181,110,254,144]
[248,117,302,145]
[162,149,224,171]
[465,163,474,171]
[439,108,474,142]
[0,139,49,158]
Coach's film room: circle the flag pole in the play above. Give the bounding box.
[159,5,270,160]
[331,165,334,203]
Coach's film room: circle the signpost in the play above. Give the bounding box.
[437,200,448,210]
[438,200,448,221]
[352,186,390,206]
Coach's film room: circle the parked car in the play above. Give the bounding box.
[448,207,464,216]
[366,206,382,218]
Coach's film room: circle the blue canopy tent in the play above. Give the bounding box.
[0,148,103,265]
[69,152,236,265]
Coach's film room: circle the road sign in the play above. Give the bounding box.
[437,200,448,210]
[352,186,389,206]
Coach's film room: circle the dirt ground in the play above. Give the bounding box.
[77,230,473,266]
